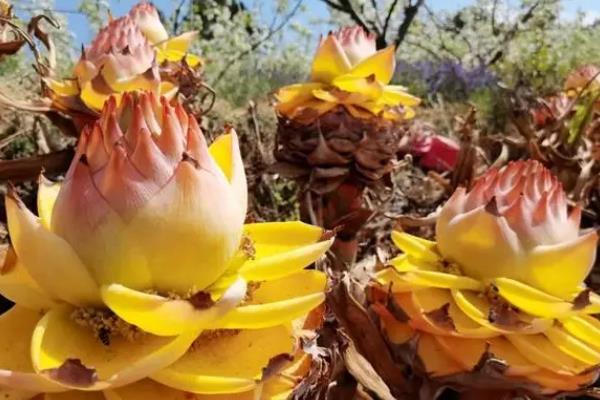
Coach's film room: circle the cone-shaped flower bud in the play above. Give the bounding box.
[437,160,596,299]
[52,91,247,293]
[0,92,333,398]
[320,26,377,69]
[45,1,201,124]
[370,160,600,396]
[128,1,169,44]
[73,15,161,109]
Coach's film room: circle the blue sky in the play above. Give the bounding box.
[50,0,600,46]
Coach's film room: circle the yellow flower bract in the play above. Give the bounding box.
[373,231,600,394]
[275,29,420,123]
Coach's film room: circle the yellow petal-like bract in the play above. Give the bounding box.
[275,26,419,123]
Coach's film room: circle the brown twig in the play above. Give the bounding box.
[0,148,74,182]
[0,14,59,73]
[172,0,187,34]
[485,0,543,66]
[382,0,400,40]
[198,82,216,115]
[320,0,423,49]
[321,0,371,34]
[394,0,424,49]
[247,100,266,160]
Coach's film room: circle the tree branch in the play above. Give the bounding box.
[213,0,304,84]
[419,3,462,61]
[321,0,372,34]
[485,0,544,65]
[404,39,445,61]
[369,0,384,31]
[382,0,400,40]
[491,0,500,35]
[319,0,346,12]
[321,0,422,49]
[172,0,188,34]
[394,0,424,49]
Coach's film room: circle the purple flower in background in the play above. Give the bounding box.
[396,59,497,100]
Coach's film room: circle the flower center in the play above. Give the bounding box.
[71,307,143,345]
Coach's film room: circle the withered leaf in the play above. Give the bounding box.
[0,40,26,56]
[45,358,97,387]
[473,347,509,376]
[290,354,333,400]
[188,291,215,310]
[424,303,456,331]
[386,293,410,323]
[486,288,523,328]
[292,321,354,400]
[573,289,591,310]
[327,277,412,398]
[260,353,294,381]
[27,15,58,50]
[0,245,17,275]
[344,340,395,400]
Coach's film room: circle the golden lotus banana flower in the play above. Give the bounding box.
[273,27,420,269]
[45,1,201,124]
[370,160,600,395]
[0,91,333,399]
[275,26,419,123]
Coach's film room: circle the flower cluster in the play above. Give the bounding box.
[45,1,201,124]
[0,91,332,399]
[371,160,600,394]
[396,60,498,101]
